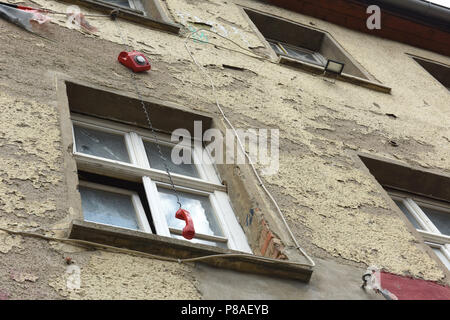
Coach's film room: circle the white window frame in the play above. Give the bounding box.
[140,135,219,184]
[78,180,152,233]
[389,190,450,270]
[71,114,252,253]
[72,120,137,166]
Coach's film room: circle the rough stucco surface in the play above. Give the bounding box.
[0,0,449,299]
[0,90,61,253]
[49,251,201,299]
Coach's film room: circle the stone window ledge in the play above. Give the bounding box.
[55,0,181,34]
[279,56,392,94]
[69,220,313,282]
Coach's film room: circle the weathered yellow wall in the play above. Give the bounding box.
[0,0,449,299]
[49,251,200,299]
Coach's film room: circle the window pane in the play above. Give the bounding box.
[268,40,284,55]
[171,233,228,249]
[99,0,131,8]
[394,200,423,230]
[79,186,139,230]
[283,45,324,66]
[74,125,130,163]
[419,205,450,235]
[144,141,199,178]
[157,187,224,237]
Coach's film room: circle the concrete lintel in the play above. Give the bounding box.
[358,152,450,203]
[64,80,213,137]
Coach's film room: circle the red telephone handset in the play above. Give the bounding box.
[175,209,195,240]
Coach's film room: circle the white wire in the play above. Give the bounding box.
[184,29,315,267]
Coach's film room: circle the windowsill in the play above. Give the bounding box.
[55,0,181,34]
[278,56,392,94]
[69,219,313,282]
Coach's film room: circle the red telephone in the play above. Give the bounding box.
[175,208,195,240]
[117,51,151,73]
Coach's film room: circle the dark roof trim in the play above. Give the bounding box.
[354,0,450,33]
[266,0,450,57]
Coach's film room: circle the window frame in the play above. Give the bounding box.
[72,120,137,166]
[267,39,327,67]
[78,180,152,233]
[71,113,252,253]
[388,189,450,269]
[140,135,217,183]
[96,0,145,14]
[241,7,391,94]
[56,0,180,34]
[408,54,450,93]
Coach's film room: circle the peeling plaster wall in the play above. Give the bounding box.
[49,251,201,299]
[0,0,449,299]
[0,91,62,249]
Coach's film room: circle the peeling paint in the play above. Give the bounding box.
[11,272,39,283]
[0,290,9,300]
[0,231,22,254]
[0,0,449,299]
[0,92,61,224]
[49,251,201,299]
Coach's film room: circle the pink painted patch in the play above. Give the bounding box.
[381,272,450,300]
[0,291,8,300]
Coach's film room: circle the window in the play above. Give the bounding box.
[388,190,450,270]
[59,0,179,33]
[358,154,450,271]
[411,56,450,92]
[72,114,252,253]
[79,180,152,233]
[244,8,371,79]
[267,40,327,67]
[58,80,314,282]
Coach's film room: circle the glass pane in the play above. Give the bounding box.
[74,125,130,163]
[431,247,450,270]
[171,234,228,249]
[99,0,131,8]
[394,200,423,230]
[419,205,450,236]
[268,41,284,55]
[283,45,324,66]
[144,141,199,178]
[79,186,139,230]
[157,187,223,237]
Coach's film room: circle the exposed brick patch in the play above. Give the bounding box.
[258,219,287,260]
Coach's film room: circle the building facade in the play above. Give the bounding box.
[0,0,449,300]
